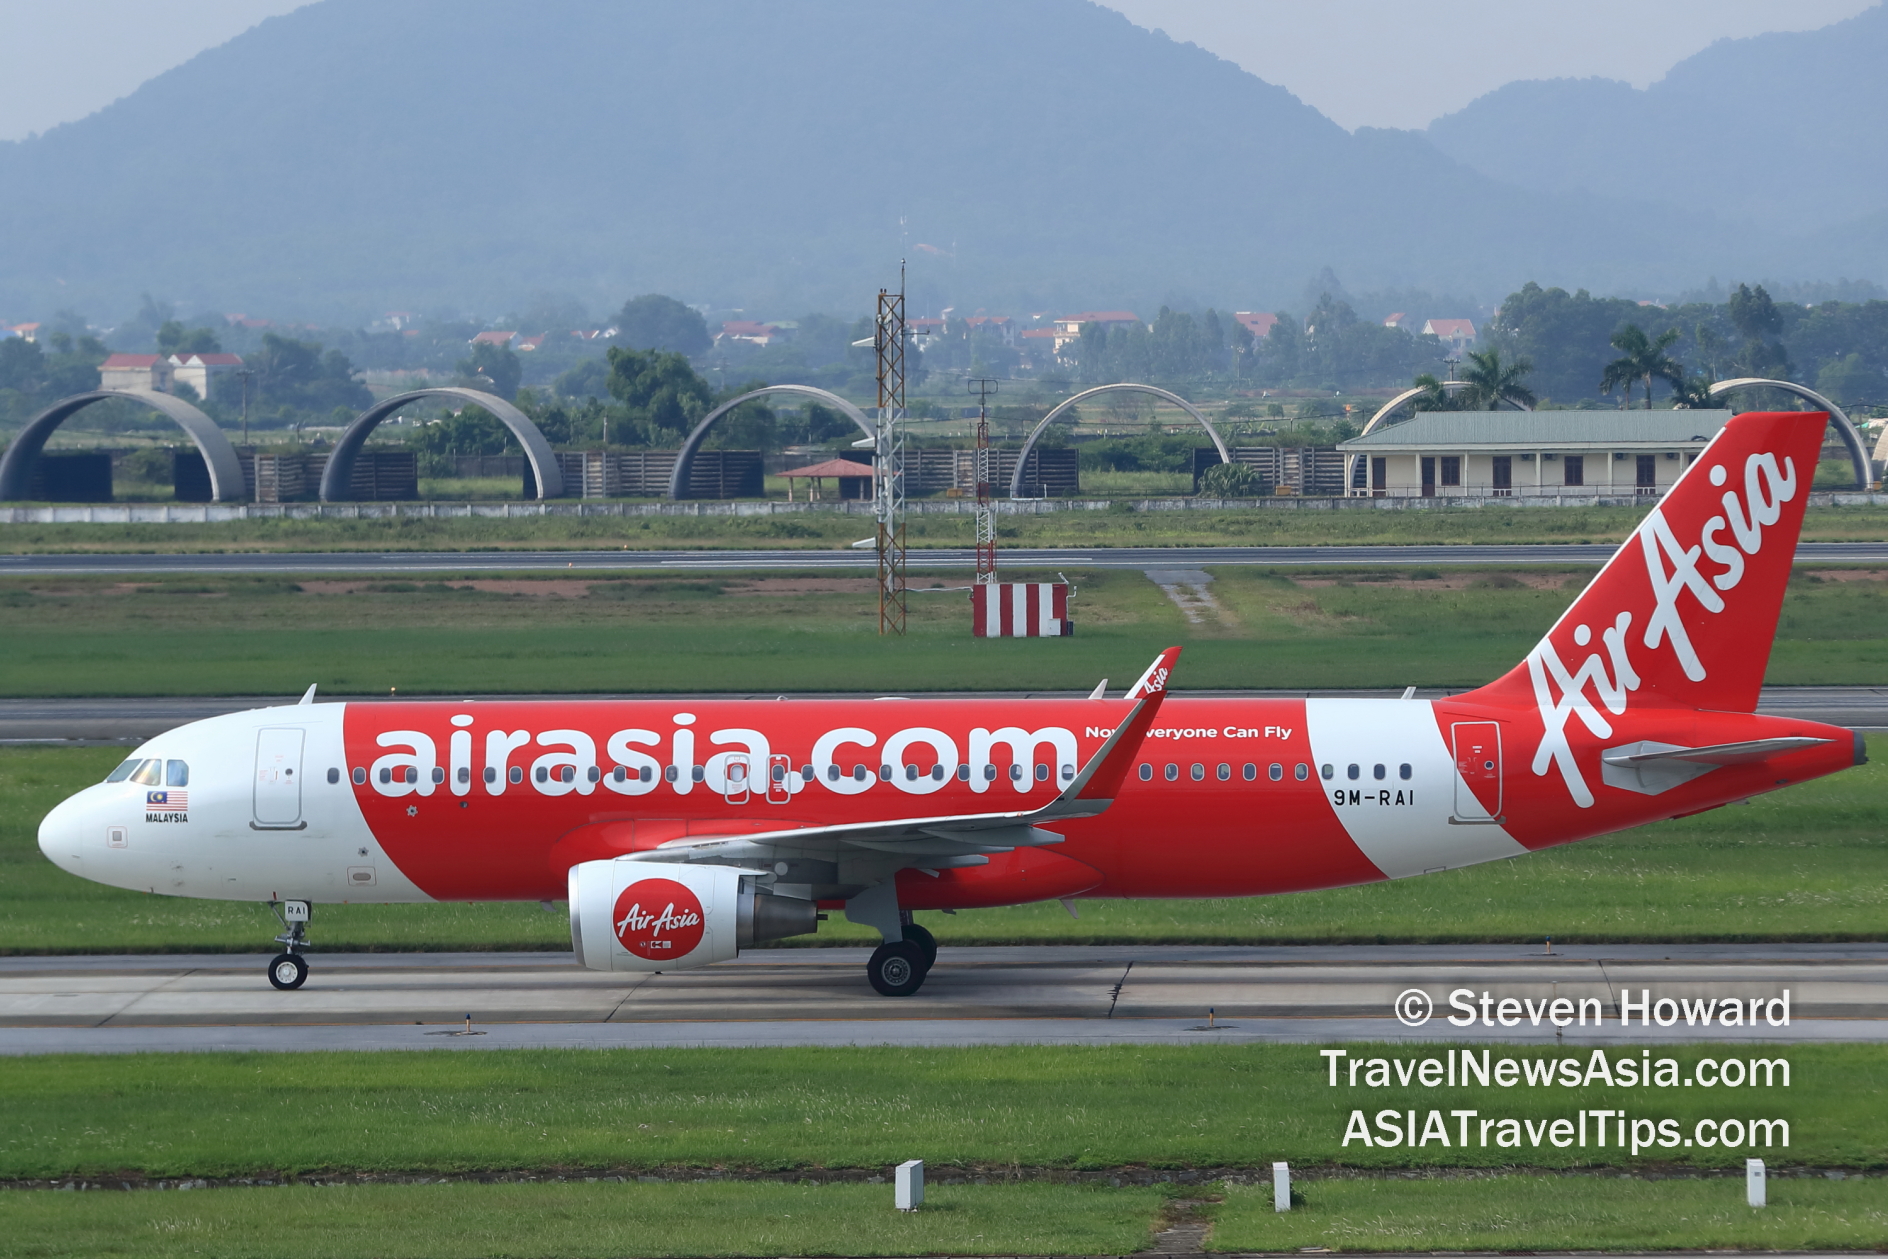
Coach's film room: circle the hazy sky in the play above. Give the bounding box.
[0,0,1876,141]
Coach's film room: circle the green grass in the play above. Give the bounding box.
[5,563,1888,696]
[6,740,1885,953]
[7,502,1888,554]
[1207,1174,1888,1252]
[0,1180,1163,1259]
[3,1043,1880,1180]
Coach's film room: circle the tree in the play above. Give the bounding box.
[1599,324,1682,409]
[1408,372,1464,411]
[617,294,711,358]
[1459,348,1537,410]
[605,346,714,443]
[155,321,223,355]
[240,333,371,418]
[1488,282,1645,401]
[457,342,523,400]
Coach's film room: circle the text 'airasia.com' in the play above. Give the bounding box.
[1323,986,1799,1155]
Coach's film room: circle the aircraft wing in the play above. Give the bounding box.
[628,646,1180,866]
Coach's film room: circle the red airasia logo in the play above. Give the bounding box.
[612,878,705,959]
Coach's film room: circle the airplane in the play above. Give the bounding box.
[37,411,1862,996]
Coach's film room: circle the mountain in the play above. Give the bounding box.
[1425,4,1888,237]
[0,0,1770,322]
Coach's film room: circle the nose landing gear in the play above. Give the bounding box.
[267,899,312,990]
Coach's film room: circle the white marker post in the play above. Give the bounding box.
[1273,1162,1290,1212]
[896,1160,924,1212]
[1747,1158,1766,1208]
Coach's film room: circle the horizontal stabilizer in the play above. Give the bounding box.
[1601,736,1834,768]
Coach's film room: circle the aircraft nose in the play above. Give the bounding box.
[37,789,90,874]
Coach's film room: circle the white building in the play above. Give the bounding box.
[98,354,172,392]
[1337,410,1733,498]
[168,352,243,400]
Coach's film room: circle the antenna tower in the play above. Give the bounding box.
[874,266,908,635]
[969,377,999,585]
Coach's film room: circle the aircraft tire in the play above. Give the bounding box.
[901,923,938,971]
[268,953,308,991]
[866,940,927,996]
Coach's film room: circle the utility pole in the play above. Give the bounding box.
[234,368,254,446]
[968,376,998,586]
[875,264,908,636]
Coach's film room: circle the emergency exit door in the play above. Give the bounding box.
[253,728,306,829]
[1451,722,1503,822]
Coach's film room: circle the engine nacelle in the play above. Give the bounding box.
[567,859,818,972]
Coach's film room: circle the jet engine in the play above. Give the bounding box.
[567,859,818,972]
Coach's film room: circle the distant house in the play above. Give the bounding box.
[514,335,546,352]
[470,330,518,347]
[1382,312,1413,331]
[99,354,172,392]
[963,315,1015,346]
[224,314,274,330]
[717,320,783,347]
[1421,318,1477,352]
[168,352,243,399]
[1050,310,1140,354]
[4,322,38,341]
[906,317,945,340]
[1233,312,1279,341]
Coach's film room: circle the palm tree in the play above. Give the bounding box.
[1408,372,1457,411]
[1459,348,1537,410]
[1600,324,1683,409]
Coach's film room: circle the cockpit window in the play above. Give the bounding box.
[166,760,189,787]
[105,759,141,783]
[129,760,164,786]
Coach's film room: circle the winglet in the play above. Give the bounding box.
[1044,646,1180,815]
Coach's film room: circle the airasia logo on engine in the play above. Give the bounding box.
[612,879,705,960]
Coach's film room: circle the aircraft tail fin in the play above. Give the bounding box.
[1472,411,1826,718]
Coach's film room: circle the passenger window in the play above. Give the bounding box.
[613,766,627,782]
[1035,764,1049,781]
[956,765,970,781]
[433,767,447,784]
[984,765,997,781]
[1243,763,1258,781]
[378,767,391,785]
[511,766,526,784]
[351,767,365,785]
[535,766,549,783]
[1217,764,1231,781]
[1346,764,1360,780]
[131,760,163,786]
[1399,763,1412,780]
[827,764,840,781]
[852,765,866,781]
[691,766,705,783]
[484,766,497,783]
[1164,764,1179,781]
[458,766,471,783]
[1372,764,1385,780]
[166,760,189,787]
[879,765,894,781]
[327,768,340,784]
[1009,764,1023,781]
[106,759,140,783]
[802,765,816,781]
[1190,763,1205,781]
[1320,764,1333,780]
[1138,763,1152,781]
[1062,764,1074,780]
[586,766,600,782]
[1268,763,1283,781]
[642,766,655,783]
[1295,763,1310,781]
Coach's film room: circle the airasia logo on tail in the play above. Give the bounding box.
[1526,444,1799,808]
[612,878,705,959]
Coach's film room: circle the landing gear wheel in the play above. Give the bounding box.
[866,940,927,996]
[268,953,308,991]
[901,923,938,972]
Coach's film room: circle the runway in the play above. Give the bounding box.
[7,540,1888,576]
[6,685,1887,742]
[3,944,1882,1054]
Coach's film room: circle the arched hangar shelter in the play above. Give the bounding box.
[669,385,875,500]
[1710,378,1870,491]
[322,387,563,502]
[1009,384,1229,499]
[0,390,247,503]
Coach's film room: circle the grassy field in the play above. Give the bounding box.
[5,740,1884,953]
[0,1180,1163,1259]
[5,1043,1880,1179]
[8,501,1888,554]
[1207,1174,1888,1252]
[5,562,1888,697]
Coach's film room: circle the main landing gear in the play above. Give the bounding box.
[267,899,312,990]
[866,922,938,997]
